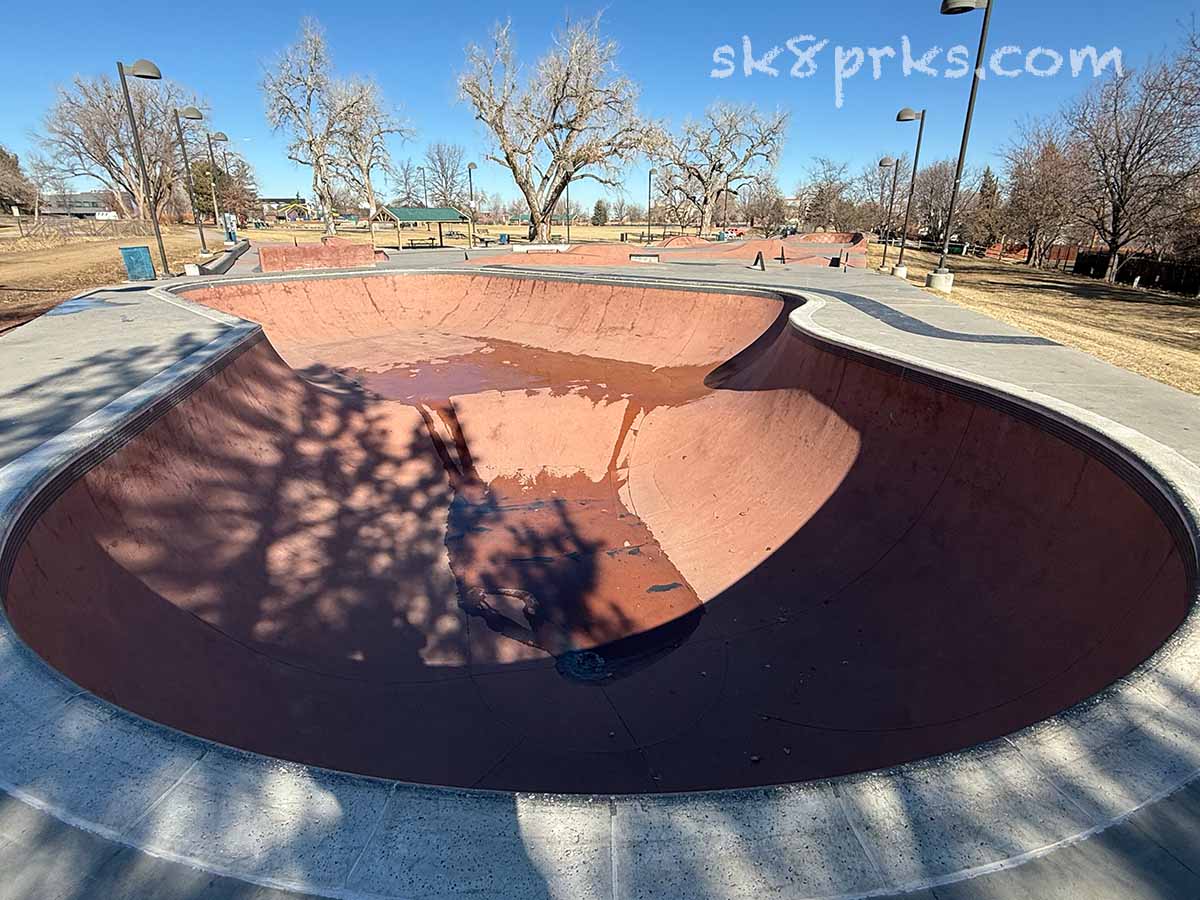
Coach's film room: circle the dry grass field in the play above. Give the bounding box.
[868,243,1200,395]
[0,222,217,332]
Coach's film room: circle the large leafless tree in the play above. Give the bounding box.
[653,102,788,234]
[1066,59,1200,280]
[390,158,424,206]
[1004,121,1082,266]
[262,18,374,233]
[423,142,468,208]
[329,78,410,221]
[459,16,652,241]
[40,75,201,221]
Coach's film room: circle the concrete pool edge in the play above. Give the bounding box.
[0,267,1194,898]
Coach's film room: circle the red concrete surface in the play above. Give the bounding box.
[258,238,378,273]
[5,272,1190,794]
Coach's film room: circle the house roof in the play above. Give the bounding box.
[377,206,468,223]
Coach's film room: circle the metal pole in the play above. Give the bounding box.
[118,61,170,276]
[467,166,474,248]
[881,163,899,270]
[723,186,730,227]
[173,110,208,253]
[419,167,429,207]
[565,178,571,243]
[936,0,993,273]
[897,110,926,269]
[205,134,222,229]
[646,170,653,242]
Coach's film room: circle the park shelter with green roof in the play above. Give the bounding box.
[371,206,469,249]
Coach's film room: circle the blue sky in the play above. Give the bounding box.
[1,1,1188,208]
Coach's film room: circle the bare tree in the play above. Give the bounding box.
[459,16,652,241]
[1066,58,1200,280]
[909,159,979,245]
[262,18,373,234]
[853,153,912,235]
[611,195,628,224]
[796,158,853,230]
[40,75,200,221]
[390,158,424,206]
[653,102,787,234]
[24,153,62,224]
[655,167,700,231]
[737,176,788,235]
[329,78,410,222]
[423,142,467,208]
[1004,122,1081,266]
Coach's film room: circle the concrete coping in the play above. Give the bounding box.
[0,267,1196,898]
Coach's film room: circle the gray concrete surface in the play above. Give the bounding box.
[0,252,1196,898]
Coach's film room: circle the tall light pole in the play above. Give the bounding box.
[565,174,572,243]
[174,105,207,254]
[206,131,227,234]
[723,185,738,228]
[418,166,429,207]
[878,157,899,271]
[930,0,993,292]
[646,168,657,242]
[467,161,477,247]
[116,58,169,276]
[895,107,927,276]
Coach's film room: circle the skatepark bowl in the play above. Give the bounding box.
[4,270,1192,795]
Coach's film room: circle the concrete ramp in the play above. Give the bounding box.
[5,271,1189,794]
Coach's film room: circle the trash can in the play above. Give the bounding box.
[498,233,509,245]
[119,245,156,281]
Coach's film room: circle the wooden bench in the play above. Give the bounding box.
[405,238,437,249]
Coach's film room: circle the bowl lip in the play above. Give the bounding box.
[0,265,1195,899]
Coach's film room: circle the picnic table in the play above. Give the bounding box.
[405,237,437,249]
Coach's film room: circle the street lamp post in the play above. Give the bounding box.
[878,157,899,271]
[647,168,657,243]
[418,167,429,207]
[723,185,738,229]
[929,0,994,292]
[467,162,477,247]
[206,131,227,236]
[565,175,572,244]
[116,58,170,276]
[174,105,208,254]
[895,108,927,278]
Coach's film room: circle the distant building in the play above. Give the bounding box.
[258,196,315,221]
[40,191,126,218]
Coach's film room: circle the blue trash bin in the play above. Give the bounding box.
[499,233,509,245]
[119,245,156,281]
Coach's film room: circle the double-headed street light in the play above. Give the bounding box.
[174,105,207,254]
[895,107,927,276]
[206,131,228,236]
[116,58,170,275]
[467,161,477,247]
[877,157,899,271]
[929,0,993,292]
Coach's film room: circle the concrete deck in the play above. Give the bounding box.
[0,251,1196,899]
